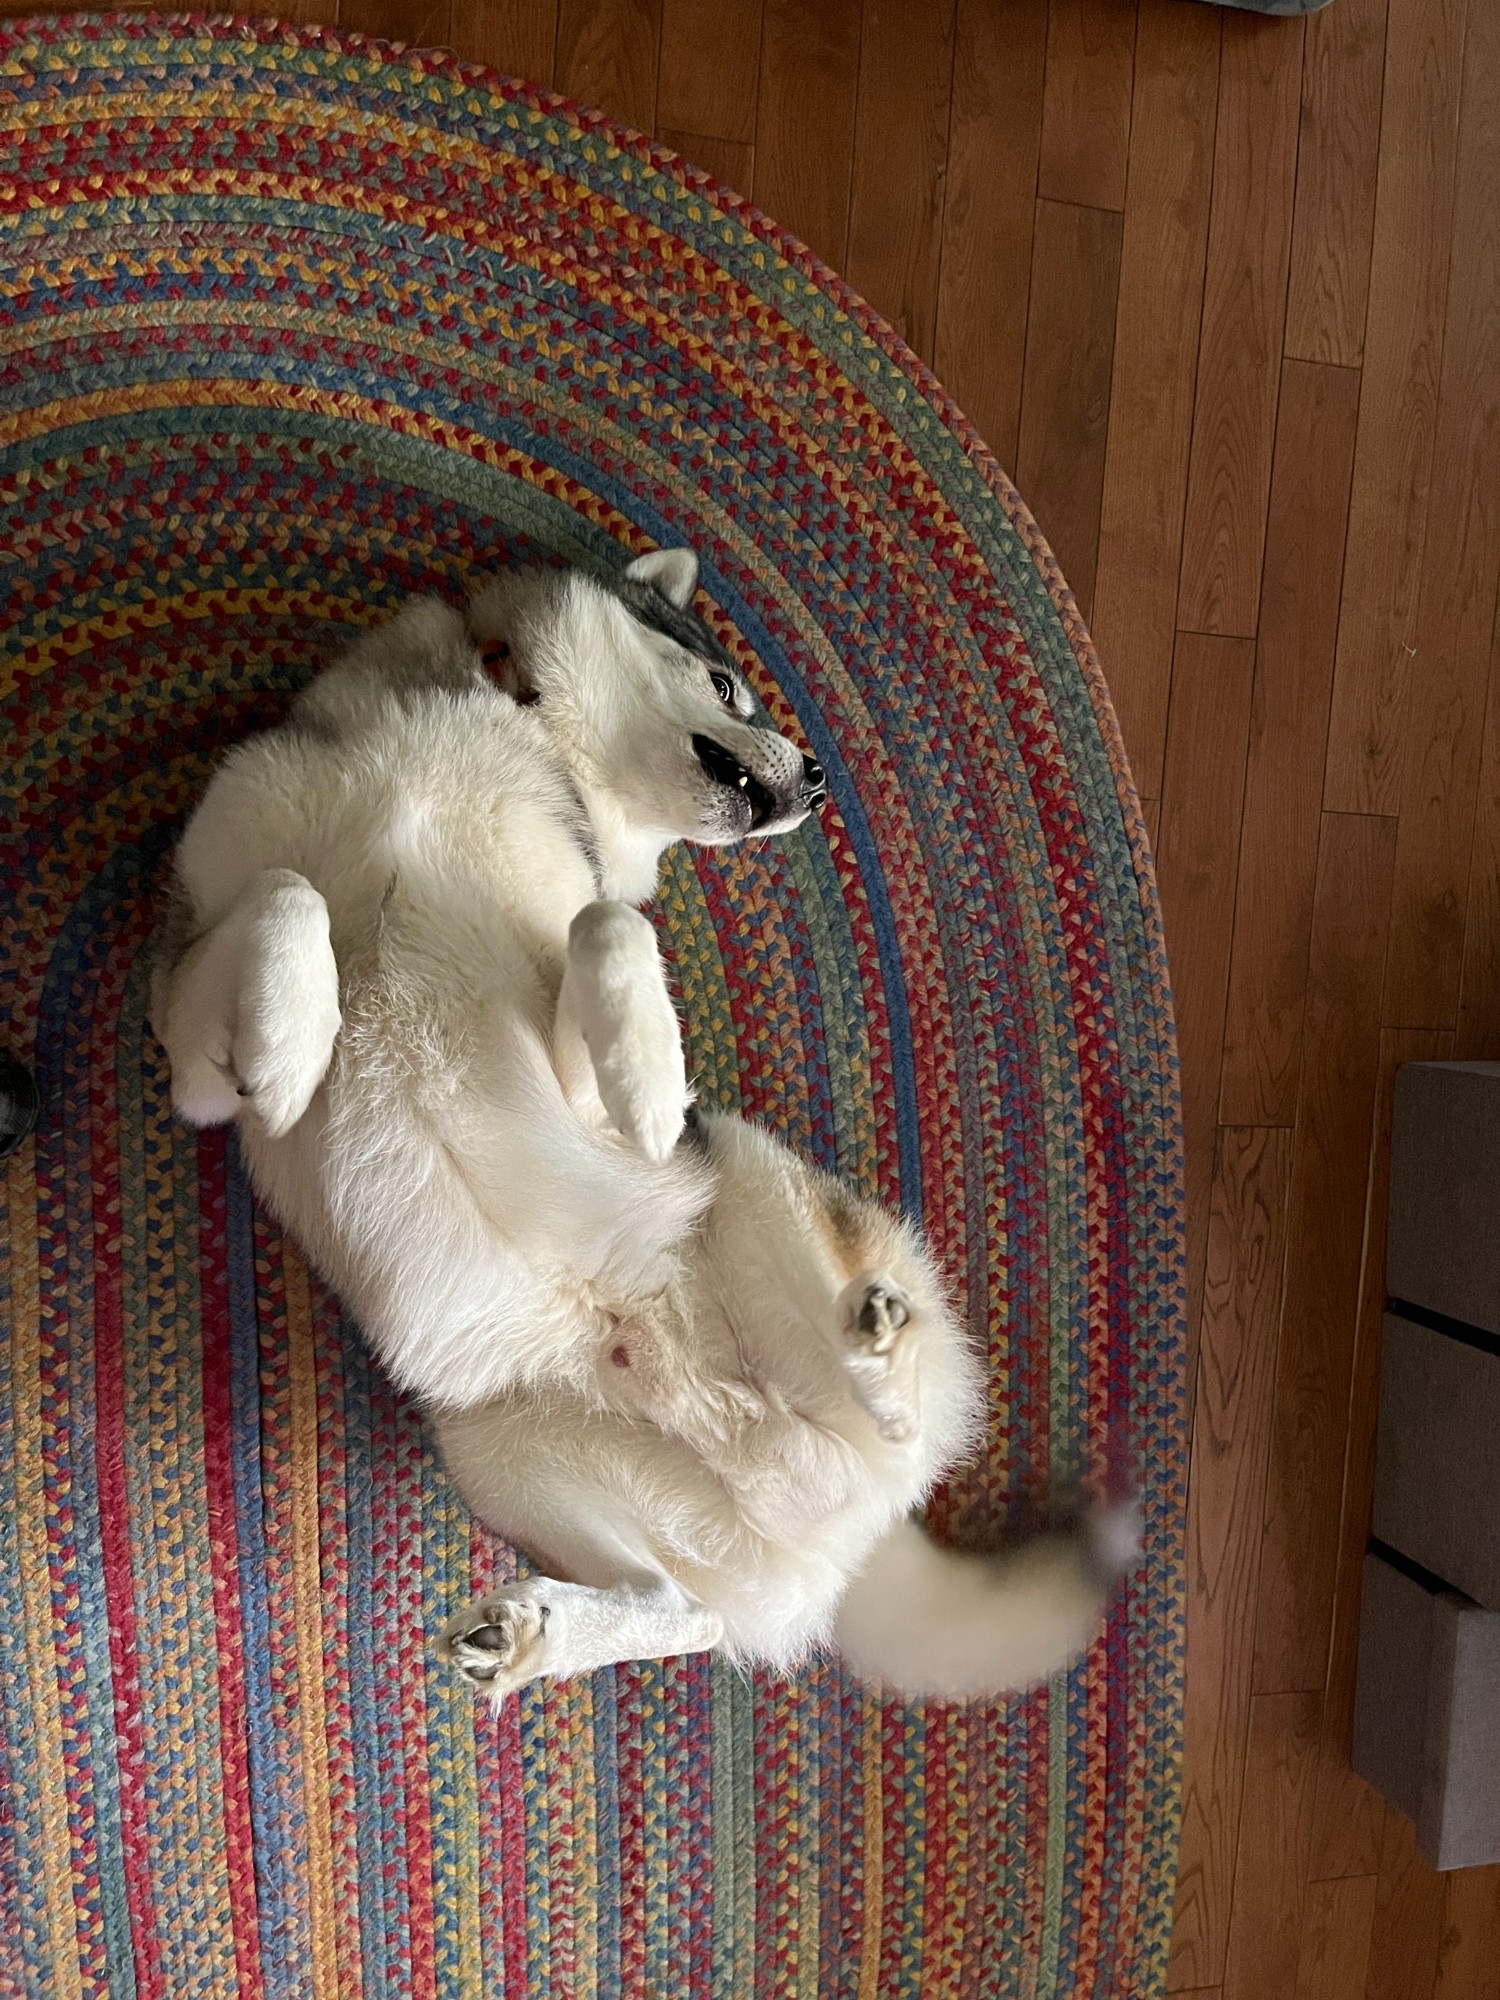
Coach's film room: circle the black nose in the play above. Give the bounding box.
[801,754,827,804]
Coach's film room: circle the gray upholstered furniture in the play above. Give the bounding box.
[1352,1063,1500,1869]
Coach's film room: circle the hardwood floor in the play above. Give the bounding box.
[11,0,1500,1991]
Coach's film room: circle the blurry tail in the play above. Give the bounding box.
[833,1502,1139,1701]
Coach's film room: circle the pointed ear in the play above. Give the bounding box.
[625,547,699,609]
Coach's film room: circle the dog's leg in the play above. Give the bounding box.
[555,900,688,1163]
[595,1297,772,1450]
[836,1271,922,1445]
[161,869,341,1138]
[439,1571,723,1700]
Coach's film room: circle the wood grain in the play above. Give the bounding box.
[658,129,753,189]
[657,0,762,142]
[225,0,336,19]
[1456,613,1500,1060]
[1152,634,1256,1342]
[1037,0,1137,211]
[933,0,1048,473]
[1218,359,1360,1128]
[1382,0,1500,1029]
[556,0,661,130]
[1308,1026,1451,1885]
[1365,1809,1447,2000]
[1322,0,1467,815]
[752,0,861,270]
[1253,811,1396,1697]
[340,0,451,45]
[1434,1868,1500,2000]
[449,0,558,79]
[845,0,957,362]
[1177,13,1303,638]
[1170,1128,1292,1993]
[1284,0,1388,367]
[1294,1875,1379,2000]
[1014,198,1123,622]
[1219,1691,1322,2000]
[1090,0,1220,797]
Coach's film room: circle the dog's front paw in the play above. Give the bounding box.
[592,1036,688,1164]
[439,1588,552,1699]
[566,902,688,1163]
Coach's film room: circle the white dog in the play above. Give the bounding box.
[153,549,1135,1701]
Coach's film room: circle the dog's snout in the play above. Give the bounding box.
[800,754,827,805]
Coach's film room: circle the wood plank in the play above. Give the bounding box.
[1177,13,1303,639]
[844,0,957,362]
[1322,0,1467,814]
[657,0,762,143]
[450,0,558,79]
[1284,0,1388,367]
[932,0,1048,474]
[1218,1690,1322,2000]
[1169,1128,1293,1993]
[1152,634,1256,1340]
[1090,0,1220,798]
[340,0,452,45]
[1037,0,1137,212]
[1456,610,1500,1060]
[220,0,333,19]
[1365,1808,1446,2000]
[1219,359,1361,1128]
[1434,1868,1500,2000]
[753,0,861,270]
[1308,1026,1451,1884]
[1013,198,1123,621]
[1382,0,1500,1028]
[1294,1875,1379,2000]
[1253,811,1397,1697]
[657,129,753,191]
[556,0,660,131]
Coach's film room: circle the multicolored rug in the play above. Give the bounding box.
[0,15,1185,1997]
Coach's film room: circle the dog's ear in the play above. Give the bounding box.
[625,547,699,609]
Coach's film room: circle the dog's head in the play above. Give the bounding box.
[469,550,826,845]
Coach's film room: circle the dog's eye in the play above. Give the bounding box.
[710,671,734,705]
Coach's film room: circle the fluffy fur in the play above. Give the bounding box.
[153,548,1136,1702]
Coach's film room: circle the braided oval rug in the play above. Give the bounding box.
[0,15,1185,1998]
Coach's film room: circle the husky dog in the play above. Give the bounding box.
[153,548,1135,1700]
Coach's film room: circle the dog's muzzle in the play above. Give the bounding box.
[693,736,826,829]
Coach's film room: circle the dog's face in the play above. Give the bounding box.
[471,550,826,845]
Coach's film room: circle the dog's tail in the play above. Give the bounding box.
[832,1502,1139,1701]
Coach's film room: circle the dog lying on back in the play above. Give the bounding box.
[153,548,1135,1700]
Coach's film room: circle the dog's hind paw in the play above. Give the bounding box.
[439,1588,551,1699]
[842,1275,912,1356]
[837,1272,919,1444]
